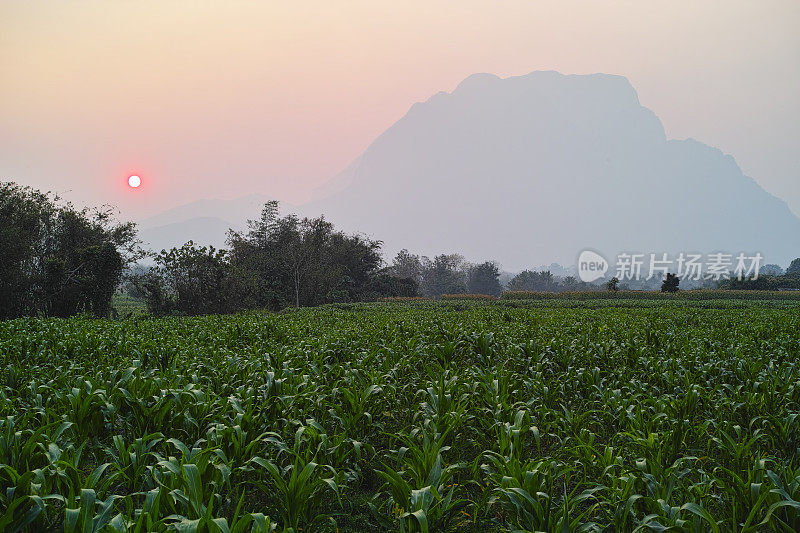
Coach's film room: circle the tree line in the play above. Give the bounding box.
[5,181,799,319]
[385,251,602,297]
[131,201,417,315]
[2,183,504,318]
[718,259,800,290]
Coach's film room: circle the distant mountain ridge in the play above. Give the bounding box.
[137,194,298,253]
[305,70,800,270]
[138,194,277,228]
[138,216,232,255]
[139,71,800,271]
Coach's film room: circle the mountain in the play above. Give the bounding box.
[307,71,800,270]
[138,216,232,254]
[136,194,298,253]
[138,194,278,228]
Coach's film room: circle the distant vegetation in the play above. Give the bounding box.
[132,200,416,315]
[3,181,800,319]
[386,250,503,298]
[719,259,800,291]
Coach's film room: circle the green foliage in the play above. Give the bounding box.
[501,289,800,301]
[388,249,424,283]
[507,270,559,292]
[419,254,467,298]
[360,273,419,301]
[1,300,800,531]
[373,428,466,532]
[466,262,502,297]
[661,273,680,293]
[226,201,395,308]
[720,271,800,290]
[134,242,247,316]
[0,182,140,318]
[786,258,800,277]
[134,202,419,314]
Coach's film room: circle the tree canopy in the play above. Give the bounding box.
[0,182,140,318]
[225,201,392,308]
[467,262,502,296]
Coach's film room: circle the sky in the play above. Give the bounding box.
[2,1,799,220]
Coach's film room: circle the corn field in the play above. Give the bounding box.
[2,300,800,531]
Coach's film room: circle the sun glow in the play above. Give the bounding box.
[128,175,141,188]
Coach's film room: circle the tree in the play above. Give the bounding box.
[283,215,332,308]
[134,242,246,316]
[227,202,388,308]
[535,270,556,291]
[323,231,384,302]
[563,276,581,291]
[786,258,800,277]
[467,262,502,296]
[507,270,557,292]
[360,271,419,300]
[606,277,619,292]
[761,264,784,277]
[661,273,680,293]
[0,181,140,318]
[419,254,467,297]
[226,203,291,310]
[228,205,327,308]
[719,270,800,291]
[507,270,534,291]
[389,249,423,283]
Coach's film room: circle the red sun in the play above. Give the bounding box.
[128,175,141,188]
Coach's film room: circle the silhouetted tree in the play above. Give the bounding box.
[361,271,419,300]
[661,273,680,293]
[507,270,534,291]
[719,272,800,290]
[227,202,390,308]
[134,242,247,316]
[420,254,467,297]
[0,181,140,318]
[787,258,800,277]
[507,270,557,292]
[389,249,423,283]
[606,277,619,292]
[467,261,502,296]
[563,276,581,291]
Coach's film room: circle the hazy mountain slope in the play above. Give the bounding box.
[308,71,800,269]
[139,194,277,228]
[137,194,302,254]
[138,216,233,254]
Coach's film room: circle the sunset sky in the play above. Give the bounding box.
[2,1,799,219]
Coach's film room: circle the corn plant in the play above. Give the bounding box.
[1,298,800,531]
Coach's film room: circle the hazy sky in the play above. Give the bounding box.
[2,1,799,220]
